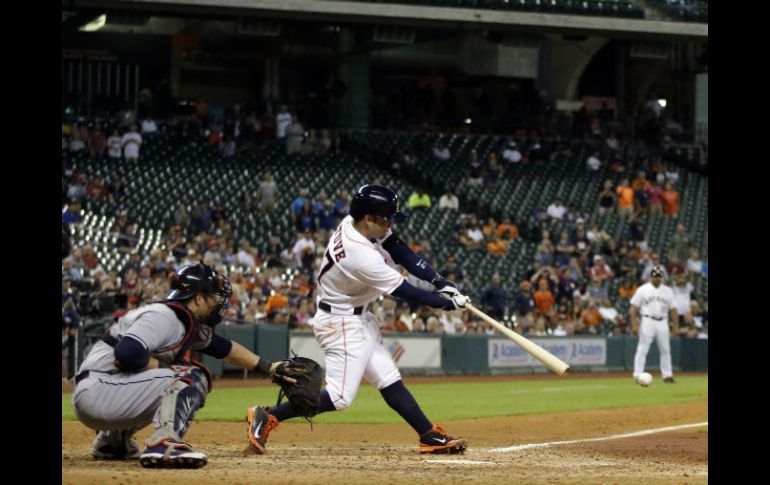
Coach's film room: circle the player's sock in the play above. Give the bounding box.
[270,390,336,421]
[379,380,432,435]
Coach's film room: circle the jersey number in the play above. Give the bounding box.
[318,250,335,282]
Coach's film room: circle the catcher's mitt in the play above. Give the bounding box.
[272,355,324,418]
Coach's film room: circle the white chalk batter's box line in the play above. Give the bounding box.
[266,422,708,455]
[487,421,708,453]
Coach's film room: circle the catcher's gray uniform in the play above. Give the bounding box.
[73,302,217,467]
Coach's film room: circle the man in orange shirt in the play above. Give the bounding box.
[486,232,508,256]
[661,183,680,216]
[496,217,519,240]
[616,179,634,217]
[534,278,555,321]
[580,301,603,328]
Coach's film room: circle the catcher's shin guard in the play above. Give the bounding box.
[141,365,209,468]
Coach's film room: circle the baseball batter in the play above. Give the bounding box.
[247,184,469,454]
[72,262,285,468]
[630,266,679,384]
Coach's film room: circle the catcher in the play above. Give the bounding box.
[71,262,289,469]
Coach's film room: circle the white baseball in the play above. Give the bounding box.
[637,372,653,387]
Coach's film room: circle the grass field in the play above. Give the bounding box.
[62,374,707,423]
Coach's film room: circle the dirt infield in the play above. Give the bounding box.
[63,374,708,485]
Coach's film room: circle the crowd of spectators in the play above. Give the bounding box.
[62,106,707,342]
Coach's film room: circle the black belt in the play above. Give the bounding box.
[642,315,664,321]
[318,302,363,315]
[75,370,90,385]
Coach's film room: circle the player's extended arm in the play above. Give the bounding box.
[630,305,640,335]
[221,339,283,377]
[381,233,455,290]
[390,280,468,311]
[670,308,679,335]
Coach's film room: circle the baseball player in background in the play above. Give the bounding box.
[72,262,285,468]
[630,266,679,384]
[246,184,469,455]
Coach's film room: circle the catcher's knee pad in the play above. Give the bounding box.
[151,366,209,441]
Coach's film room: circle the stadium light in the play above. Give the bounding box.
[79,14,106,32]
[464,118,472,124]
[657,99,667,108]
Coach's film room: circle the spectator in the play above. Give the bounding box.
[618,277,638,299]
[554,230,575,268]
[586,151,601,171]
[661,183,680,216]
[67,174,87,202]
[285,115,305,155]
[641,252,669,282]
[236,240,257,267]
[173,203,190,227]
[669,223,692,263]
[333,190,350,219]
[480,273,507,320]
[496,217,519,241]
[219,135,236,158]
[295,200,317,232]
[671,272,694,328]
[69,127,86,152]
[482,217,498,239]
[484,154,503,188]
[140,117,158,134]
[191,201,212,235]
[62,201,82,225]
[291,231,315,269]
[62,257,81,282]
[616,179,634,217]
[438,190,459,211]
[107,129,122,160]
[486,232,508,256]
[646,182,664,216]
[534,278,556,322]
[291,188,311,220]
[116,224,139,252]
[535,230,555,267]
[513,280,536,331]
[121,124,142,162]
[586,277,609,303]
[439,256,464,282]
[85,176,107,199]
[579,300,603,331]
[588,255,614,282]
[261,235,284,268]
[502,140,522,163]
[88,124,106,159]
[687,249,704,274]
[407,188,432,210]
[546,200,567,221]
[255,172,278,215]
[467,149,483,186]
[432,142,451,161]
[318,200,337,231]
[597,179,615,216]
[275,105,292,139]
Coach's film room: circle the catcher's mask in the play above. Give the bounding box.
[163,261,233,326]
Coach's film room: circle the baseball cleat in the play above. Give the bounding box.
[663,377,675,383]
[139,437,208,468]
[91,430,141,460]
[247,405,280,454]
[419,424,467,454]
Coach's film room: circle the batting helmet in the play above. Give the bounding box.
[349,184,406,223]
[163,262,233,326]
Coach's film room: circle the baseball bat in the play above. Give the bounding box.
[466,303,570,375]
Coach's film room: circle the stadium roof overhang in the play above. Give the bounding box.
[63,0,707,41]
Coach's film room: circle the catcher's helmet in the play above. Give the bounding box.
[349,184,406,223]
[163,262,233,326]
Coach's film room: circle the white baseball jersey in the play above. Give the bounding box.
[311,216,406,409]
[631,282,676,379]
[630,282,675,320]
[316,215,404,312]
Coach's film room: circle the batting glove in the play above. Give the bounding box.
[437,290,470,310]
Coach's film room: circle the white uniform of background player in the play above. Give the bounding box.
[630,266,679,383]
[246,184,469,455]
